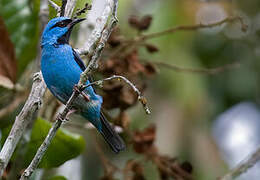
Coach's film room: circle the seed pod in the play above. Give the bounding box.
[145,44,159,53]
[128,15,140,29]
[138,15,153,31]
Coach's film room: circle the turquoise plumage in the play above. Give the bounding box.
[41,17,125,153]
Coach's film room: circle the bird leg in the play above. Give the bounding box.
[81,92,90,101]
[57,109,77,122]
[73,85,90,102]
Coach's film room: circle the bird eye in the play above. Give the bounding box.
[51,19,72,29]
[57,21,66,27]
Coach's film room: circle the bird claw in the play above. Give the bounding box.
[57,113,69,123]
[61,118,69,123]
[73,85,81,93]
[73,85,90,102]
[81,92,90,101]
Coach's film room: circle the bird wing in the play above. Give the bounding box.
[72,48,97,92]
[72,48,86,71]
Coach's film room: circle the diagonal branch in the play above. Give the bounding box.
[140,16,247,41]
[150,61,240,75]
[0,73,46,176]
[19,85,80,180]
[218,147,260,180]
[48,0,60,15]
[76,0,116,55]
[60,0,67,16]
[19,1,119,179]
[64,0,77,18]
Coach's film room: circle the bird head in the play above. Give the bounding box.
[41,17,85,46]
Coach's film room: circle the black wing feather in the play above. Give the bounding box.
[72,48,98,93]
[72,49,86,71]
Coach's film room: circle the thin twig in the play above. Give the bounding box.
[48,0,60,15]
[0,73,46,176]
[219,147,260,180]
[84,75,151,114]
[19,1,119,179]
[73,3,92,19]
[110,16,247,59]
[79,10,118,85]
[19,86,80,180]
[77,0,116,55]
[139,16,247,41]
[60,0,67,16]
[151,61,240,75]
[0,0,49,175]
[64,0,77,18]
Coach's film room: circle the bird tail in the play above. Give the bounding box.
[99,112,126,153]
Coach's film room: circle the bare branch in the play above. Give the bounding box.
[0,73,46,176]
[76,0,116,55]
[73,3,92,19]
[150,61,240,75]
[139,16,247,41]
[48,0,60,15]
[60,0,67,16]
[19,85,80,180]
[79,2,118,85]
[85,75,151,114]
[219,147,260,180]
[64,0,77,18]
[111,16,247,59]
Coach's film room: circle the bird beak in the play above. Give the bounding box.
[68,18,86,28]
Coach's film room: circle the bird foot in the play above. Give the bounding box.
[81,92,90,101]
[57,109,76,123]
[57,113,69,123]
[73,85,90,102]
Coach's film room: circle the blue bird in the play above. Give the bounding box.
[41,17,125,153]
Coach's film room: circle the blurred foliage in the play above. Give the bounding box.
[24,118,85,168]
[0,0,259,179]
[48,175,68,180]
[0,16,17,83]
[0,0,40,75]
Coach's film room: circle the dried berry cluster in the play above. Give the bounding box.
[128,15,153,31]
[130,125,193,180]
[100,125,193,180]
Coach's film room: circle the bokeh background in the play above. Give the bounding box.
[0,0,260,179]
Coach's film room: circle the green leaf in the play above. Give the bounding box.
[0,0,40,75]
[24,118,85,168]
[48,175,68,180]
